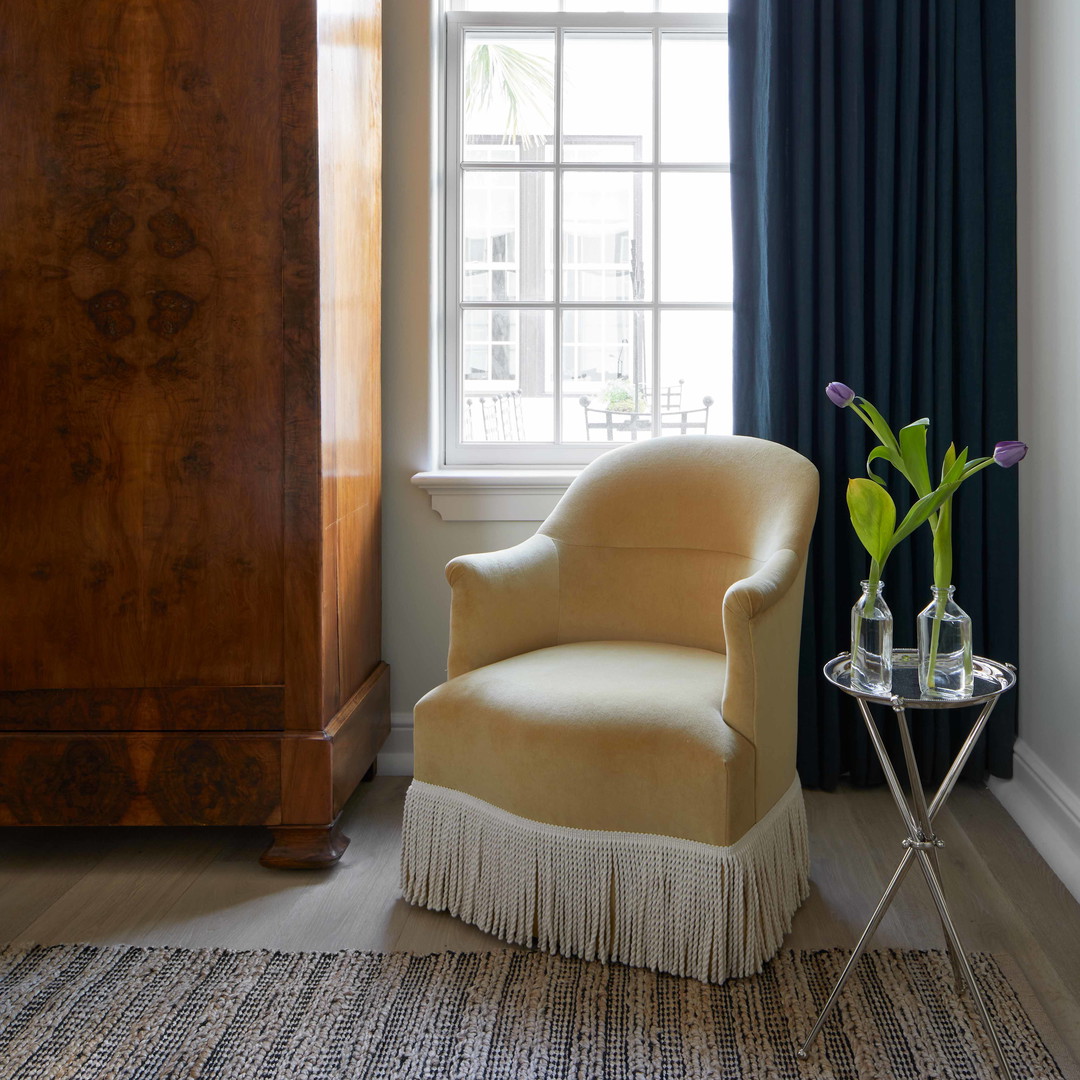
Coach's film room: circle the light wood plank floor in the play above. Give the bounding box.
[2,778,1079,1065]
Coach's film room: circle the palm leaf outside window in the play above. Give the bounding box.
[465,43,554,149]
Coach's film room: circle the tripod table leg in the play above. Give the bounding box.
[893,701,964,992]
[915,848,1015,1080]
[797,847,915,1059]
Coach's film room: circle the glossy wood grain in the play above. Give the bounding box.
[317,0,384,724]
[277,662,391,828]
[0,733,282,826]
[0,1,285,690]
[329,662,390,817]
[0,0,387,861]
[281,0,325,733]
[260,820,350,870]
[0,687,284,732]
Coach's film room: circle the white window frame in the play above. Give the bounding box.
[442,9,730,468]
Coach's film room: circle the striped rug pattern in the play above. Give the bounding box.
[0,945,1067,1079]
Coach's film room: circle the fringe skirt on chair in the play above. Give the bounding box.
[400,775,810,984]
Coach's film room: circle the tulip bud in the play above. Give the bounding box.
[825,381,855,408]
[993,440,1028,468]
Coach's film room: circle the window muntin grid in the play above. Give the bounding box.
[445,11,730,465]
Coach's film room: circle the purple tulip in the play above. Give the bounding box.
[826,381,855,408]
[993,440,1029,468]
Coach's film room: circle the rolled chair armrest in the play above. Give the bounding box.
[721,548,808,818]
[446,533,561,678]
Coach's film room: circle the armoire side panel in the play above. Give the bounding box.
[317,0,384,720]
[0,1,286,690]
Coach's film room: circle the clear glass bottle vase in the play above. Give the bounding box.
[917,585,973,699]
[850,579,893,695]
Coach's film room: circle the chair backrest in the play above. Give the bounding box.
[579,394,713,442]
[657,379,684,409]
[464,391,524,441]
[537,436,818,653]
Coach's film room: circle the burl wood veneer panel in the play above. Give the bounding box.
[0,733,282,826]
[316,0,383,723]
[0,1,285,691]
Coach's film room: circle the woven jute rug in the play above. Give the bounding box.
[0,944,1071,1079]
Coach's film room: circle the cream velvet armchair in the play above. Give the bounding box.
[402,436,819,982]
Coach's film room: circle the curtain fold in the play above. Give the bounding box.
[729,0,1018,788]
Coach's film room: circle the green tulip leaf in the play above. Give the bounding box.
[866,445,892,486]
[899,419,932,497]
[888,479,962,553]
[942,447,969,486]
[847,478,896,565]
[941,442,958,482]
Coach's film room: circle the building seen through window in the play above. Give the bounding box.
[446,4,730,463]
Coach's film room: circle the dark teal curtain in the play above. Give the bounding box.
[729,0,1018,788]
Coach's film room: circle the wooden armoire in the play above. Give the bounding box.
[0,0,388,867]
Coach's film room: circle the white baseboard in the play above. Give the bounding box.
[378,712,415,776]
[990,738,1080,904]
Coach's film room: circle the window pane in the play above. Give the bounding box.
[464,32,555,162]
[461,309,555,441]
[564,309,653,441]
[563,34,652,163]
[658,309,732,436]
[659,172,731,301]
[562,171,652,301]
[462,170,553,301]
[563,0,654,10]
[661,35,728,162]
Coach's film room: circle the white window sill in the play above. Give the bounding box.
[411,469,579,522]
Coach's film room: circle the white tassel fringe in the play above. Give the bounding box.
[401,776,809,984]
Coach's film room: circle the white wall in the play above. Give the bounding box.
[992,0,1080,901]
[382,0,534,764]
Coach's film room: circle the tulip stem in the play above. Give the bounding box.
[852,560,882,677]
[926,498,954,691]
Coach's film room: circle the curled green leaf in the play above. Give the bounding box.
[847,478,897,567]
[866,445,892,486]
[899,419,932,498]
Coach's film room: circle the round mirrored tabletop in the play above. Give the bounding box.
[823,650,1016,709]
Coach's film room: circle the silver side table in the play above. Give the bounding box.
[797,650,1018,1080]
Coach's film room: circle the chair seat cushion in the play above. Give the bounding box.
[413,640,756,846]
